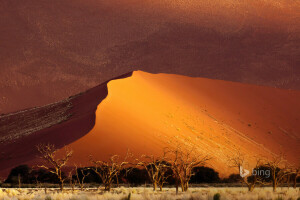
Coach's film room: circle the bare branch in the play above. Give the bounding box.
[36,143,73,191]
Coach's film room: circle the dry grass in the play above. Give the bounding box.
[0,187,299,200]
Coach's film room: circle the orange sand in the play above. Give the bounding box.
[63,71,300,177]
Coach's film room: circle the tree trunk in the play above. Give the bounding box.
[18,174,21,188]
[180,182,185,192]
[69,180,74,192]
[153,181,157,191]
[248,184,255,192]
[293,176,297,188]
[159,184,162,191]
[272,180,277,192]
[104,183,111,191]
[116,176,119,188]
[184,182,189,192]
[59,181,64,192]
[175,179,179,194]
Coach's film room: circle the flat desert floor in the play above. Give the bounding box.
[0,187,299,200]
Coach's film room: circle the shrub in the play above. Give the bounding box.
[121,193,131,200]
[222,174,241,183]
[45,196,52,200]
[213,193,221,200]
[190,167,220,183]
[5,165,30,184]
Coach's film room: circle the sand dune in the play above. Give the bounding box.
[0,71,299,178]
[61,71,300,177]
[1,0,299,179]
[0,73,132,178]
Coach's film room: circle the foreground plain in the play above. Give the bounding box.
[0,187,299,200]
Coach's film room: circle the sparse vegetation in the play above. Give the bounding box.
[1,143,298,200]
[136,152,169,191]
[264,152,293,192]
[36,143,73,191]
[213,193,221,200]
[228,151,266,191]
[168,145,210,192]
[89,151,130,191]
[0,187,299,200]
[75,165,90,191]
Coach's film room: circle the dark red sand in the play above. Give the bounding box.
[0,72,132,178]
[1,0,299,114]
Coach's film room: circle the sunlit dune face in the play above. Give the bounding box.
[62,71,300,177]
[64,72,184,162]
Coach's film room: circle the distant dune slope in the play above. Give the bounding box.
[61,71,300,177]
[1,0,299,114]
[0,72,132,178]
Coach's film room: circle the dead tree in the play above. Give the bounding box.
[291,168,299,188]
[18,174,21,188]
[75,165,90,191]
[289,159,300,189]
[264,152,293,192]
[157,162,171,191]
[36,143,73,191]
[136,151,169,191]
[228,151,269,192]
[90,153,129,191]
[168,146,210,192]
[68,169,76,192]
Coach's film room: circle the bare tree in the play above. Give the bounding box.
[36,143,73,191]
[291,166,299,188]
[18,173,21,188]
[264,152,293,192]
[157,162,172,191]
[75,165,90,191]
[168,146,210,192]
[90,152,130,191]
[136,151,170,191]
[68,169,76,192]
[228,151,266,192]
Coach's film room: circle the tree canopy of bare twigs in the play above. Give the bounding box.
[168,146,210,192]
[89,151,130,191]
[291,164,299,188]
[68,169,76,191]
[75,165,90,191]
[36,143,73,191]
[136,150,170,191]
[227,151,267,191]
[263,152,294,192]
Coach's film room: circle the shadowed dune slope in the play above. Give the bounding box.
[1,0,300,114]
[62,71,300,177]
[0,73,133,178]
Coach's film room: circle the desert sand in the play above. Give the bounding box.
[1,0,299,114]
[61,71,300,177]
[0,71,299,178]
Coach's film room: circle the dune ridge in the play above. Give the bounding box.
[0,71,299,178]
[0,72,133,178]
[60,71,300,177]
